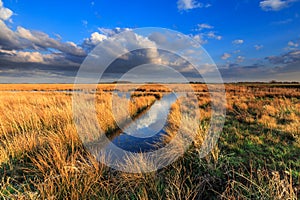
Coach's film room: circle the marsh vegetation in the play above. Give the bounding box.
[0,84,299,199]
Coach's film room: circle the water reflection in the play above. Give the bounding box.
[109,93,178,152]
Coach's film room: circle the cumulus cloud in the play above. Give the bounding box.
[0,49,81,68]
[90,32,107,44]
[78,30,212,82]
[0,20,22,50]
[0,22,215,83]
[0,1,86,82]
[0,0,13,21]
[221,53,231,60]
[232,39,244,45]
[82,27,132,50]
[16,27,86,56]
[0,20,85,57]
[16,51,44,63]
[177,0,210,11]
[259,0,297,11]
[83,32,107,48]
[0,53,82,83]
[0,2,173,83]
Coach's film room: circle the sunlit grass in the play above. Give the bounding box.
[0,83,299,199]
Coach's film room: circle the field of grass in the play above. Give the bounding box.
[0,84,299,199]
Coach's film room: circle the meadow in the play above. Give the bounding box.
[0,83,299,199]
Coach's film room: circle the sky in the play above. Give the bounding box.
[0,0,300,83]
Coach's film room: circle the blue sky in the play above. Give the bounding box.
[0,0,300,82]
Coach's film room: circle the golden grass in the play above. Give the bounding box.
[0,83,299,199]
[0,91,156,163]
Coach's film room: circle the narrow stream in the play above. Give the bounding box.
[109,93,178,152]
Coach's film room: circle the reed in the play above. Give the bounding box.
[0,83,299,199]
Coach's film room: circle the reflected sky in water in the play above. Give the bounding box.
[110,93,178,152]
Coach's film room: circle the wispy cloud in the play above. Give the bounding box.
[197,23,214,30]
[177,0,210,11]
[206,31,222,40]
[232,39,244,45]
[254,45,264,50]
[193,23,222,43]
[271,18,293,25]
[259,0,298,11]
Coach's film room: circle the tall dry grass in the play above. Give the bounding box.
[0,83,299,199]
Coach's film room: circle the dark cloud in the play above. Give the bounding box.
[103,49,200,78]
[0,20,22,50]
[266,50,300,64]
[1,6,299,84]
[0,15,87,82]
[218,50,300,81]
[0,20,86,57]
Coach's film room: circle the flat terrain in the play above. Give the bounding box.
[0,83,299,199]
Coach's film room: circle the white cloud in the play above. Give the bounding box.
[0,49,44,63]
[237,56,245,63]
[17,26,35,41]
[17,51,44,63]
[221,53,231,60]
[288,41,299,47]
[232,39,244,45]
[16,26,85,56]
[206,31,222,40]
[254,45,264,50]
[177,0,206,11]
[192,32,222,44]
[66,41,77,47]
[98,27,131,36]
[197,23,214,30]
[193,34,207,44]
[0,0,13,21]
[90,32,107,44]
[285,40,299,50]
[259,0,297,11]
[194,23,222,43]
[83,28,132,49]
[0,20,21,49]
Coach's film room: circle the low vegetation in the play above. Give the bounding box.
[0,84,299,199]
